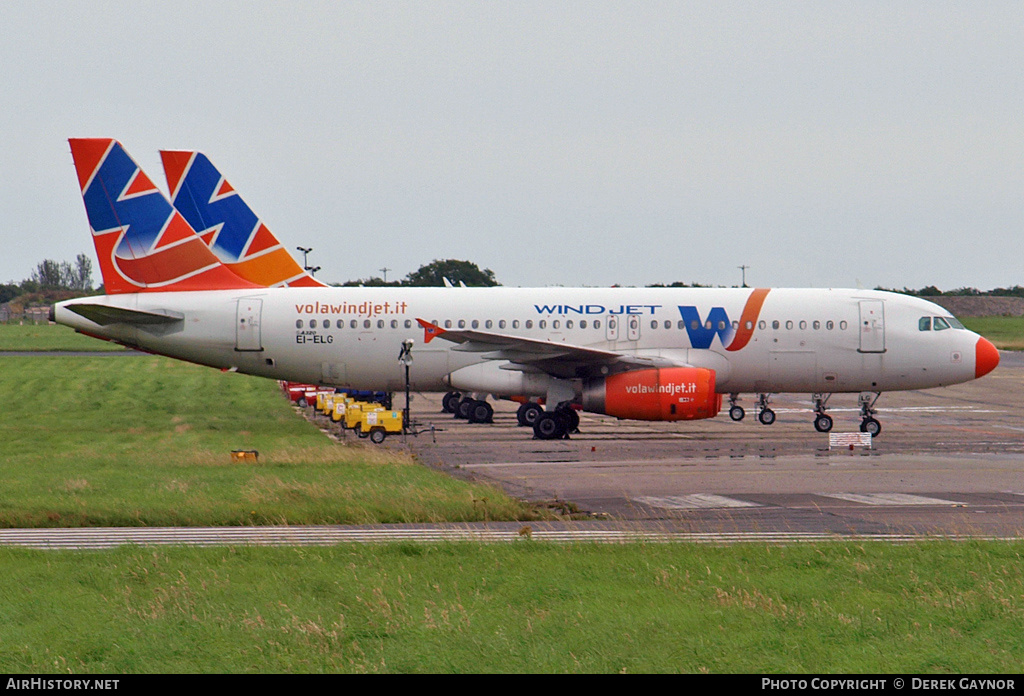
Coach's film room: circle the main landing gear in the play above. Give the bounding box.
[443,391,494,424]
[516,401,544,428]
[532,405,580,440]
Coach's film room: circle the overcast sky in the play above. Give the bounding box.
[2,2,1022,290]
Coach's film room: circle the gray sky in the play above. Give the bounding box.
[2,1,1022,290]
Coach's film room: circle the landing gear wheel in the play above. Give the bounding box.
[561,408,580,433]
[442,391,462,413]
[516,402,544,427]
[758,408,776,426]
[455,397,475,419]
[814,414,834,433]
[533,412,568,440]
[467,400,494,424]
[729,405,745,422]
[860,417,882,437]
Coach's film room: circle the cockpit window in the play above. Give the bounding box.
[946,316,965,330]
[919,317,932,331]
[933,317,951,331]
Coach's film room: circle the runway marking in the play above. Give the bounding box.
[634,494,761,510]
[821,493,967,506]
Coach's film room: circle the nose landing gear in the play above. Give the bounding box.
[812,393,833,433]
[859,392,882,437]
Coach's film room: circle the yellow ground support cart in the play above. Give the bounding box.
[330,396,352,423]
[358,408,403,444]
[343,402,382,431]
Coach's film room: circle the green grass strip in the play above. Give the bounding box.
[0,355,535,526]
[0,541,1020,673]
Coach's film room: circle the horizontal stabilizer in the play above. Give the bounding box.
[65,304,184,326]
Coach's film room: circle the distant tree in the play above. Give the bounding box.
[27,255,93,291]
[0,283,19,304]
[403,259,499,287]
[338,276,402,287]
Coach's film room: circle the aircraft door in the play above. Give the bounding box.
[236,299,263,351]
[858,300,885,353]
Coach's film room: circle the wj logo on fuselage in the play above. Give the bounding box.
[533,289,769,353]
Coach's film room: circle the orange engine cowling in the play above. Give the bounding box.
[581,367,721,421]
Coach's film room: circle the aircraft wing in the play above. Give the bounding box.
[416,318,687,379]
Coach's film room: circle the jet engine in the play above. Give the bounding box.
[581,367,721,421]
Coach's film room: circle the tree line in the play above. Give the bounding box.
[1,255,94,305]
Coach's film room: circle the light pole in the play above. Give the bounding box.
[296,247,313,271]
[738,265,750,288]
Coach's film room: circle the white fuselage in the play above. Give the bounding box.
[55,286,989,401]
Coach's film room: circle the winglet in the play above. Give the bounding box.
[416,318,446,344]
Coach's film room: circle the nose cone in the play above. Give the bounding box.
[975,337,1000,378]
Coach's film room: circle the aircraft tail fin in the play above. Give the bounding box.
[68,139,260,294]
[161,150,326,288]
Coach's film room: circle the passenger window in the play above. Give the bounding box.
[538,320,546,329]
[363,320,371,329]
[377,320,384,329]
[826,321,834,330]
[665,320,672,330]
[678,320,685,330]
[840,321,848,330]
[471,320,479,329]
[484,320,492,329]
[799,321,807,330]
[919,317,932,331]
[458,320,466,329]
[296,320,303,329]
[499,320,506,329]
[566,320,574,329]
[444,320,452,329]
[310,319,317,329]
[593,320,601,329]
[772,320,780,330]
[552,320,560,329]
[718,321,727,330]
[404,320,412,329]
[579,320,586,329]
[350,320,358,329]
[512,320,520,329]
[525,320,533,329]
[337,320,344,329]
[785,321,793,330]
[704,320,712,330]
[651,320,658,330]
[390,320,398,329]
[933,317,951,331]
[812,320,820,330]
[758,320,766,330]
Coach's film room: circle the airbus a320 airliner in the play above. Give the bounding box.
[54,139,999,440]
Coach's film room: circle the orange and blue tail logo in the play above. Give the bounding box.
[69,139,259,295]
[161,151,325,288]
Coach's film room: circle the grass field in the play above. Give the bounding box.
[0,353,536,526]
[960,316,1024,351]
[0,322,126,351]
[0,541,1021,673]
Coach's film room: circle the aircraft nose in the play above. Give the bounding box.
[975,336,1000,378]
